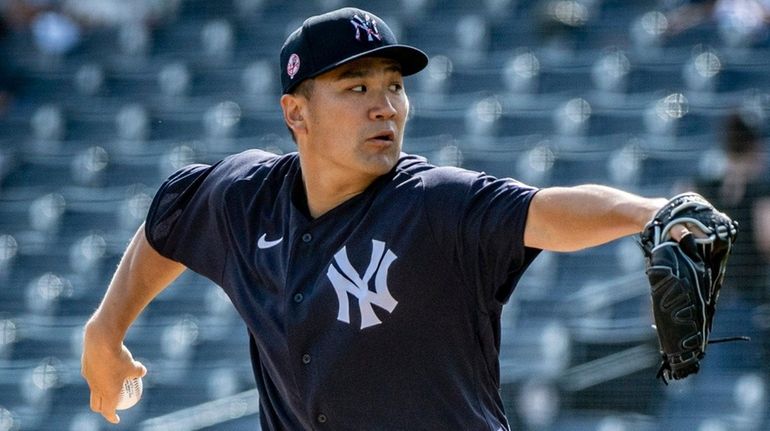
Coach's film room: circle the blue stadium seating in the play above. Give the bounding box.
[1,0,768,429]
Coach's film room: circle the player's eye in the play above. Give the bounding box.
[389,83,403,93]
[351,85,366,93]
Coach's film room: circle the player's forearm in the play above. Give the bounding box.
[525,185,666,252]
[86,224,185,341]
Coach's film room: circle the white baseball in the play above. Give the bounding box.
[116,377,143,410]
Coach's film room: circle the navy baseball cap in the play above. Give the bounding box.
[280,7,428,94]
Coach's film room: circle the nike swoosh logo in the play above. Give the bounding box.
[257,234,283,249]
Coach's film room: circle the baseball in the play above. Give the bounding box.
[116,377,143,410]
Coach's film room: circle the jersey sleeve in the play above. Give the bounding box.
[144,161,229,285]
[422,168,541,304]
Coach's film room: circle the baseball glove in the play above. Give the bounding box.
[639,192,740,383]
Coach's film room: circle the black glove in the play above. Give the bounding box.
[639,193,739,383]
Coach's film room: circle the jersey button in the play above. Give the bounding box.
[302,354,312,364]
[317,413,327,423]
[293,293,304,303]
[302,233,312,243]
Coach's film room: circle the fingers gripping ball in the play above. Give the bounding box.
[116,377,143,410]
[640,193,739,383]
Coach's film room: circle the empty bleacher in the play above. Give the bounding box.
[1,0,768,430]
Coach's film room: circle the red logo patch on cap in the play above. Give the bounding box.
[287,53,300,79]
[350,13,382,42]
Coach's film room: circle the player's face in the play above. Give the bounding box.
[301,57,409,180]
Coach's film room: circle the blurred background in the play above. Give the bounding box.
[1,0,769,430]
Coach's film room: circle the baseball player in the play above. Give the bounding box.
[82,7,700,430]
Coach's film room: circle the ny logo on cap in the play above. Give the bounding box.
[350,13,382,42]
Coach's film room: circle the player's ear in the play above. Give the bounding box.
[281,94,307,137]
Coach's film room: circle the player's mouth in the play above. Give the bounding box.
[366,130,396,146]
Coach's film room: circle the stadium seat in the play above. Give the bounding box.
[539,65,594,95]
[459,134,539,178]
[0,234,18,282]
[240,59,279,99]
[406,109,466,138]
[549,148,611,186]
[500,49,541,95]
[497,107,555,137]
[106,66,160,100]
[1,2,768,428]
[200,19,236,64]
[590,49,632,95]
[156,62,193,100]
[586,108,647,137]
[0,371,27,414]
[30,104,66,144]
[450,66,502,95]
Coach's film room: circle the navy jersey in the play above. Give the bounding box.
[145,150,540,431]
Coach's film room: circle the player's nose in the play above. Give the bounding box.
[369,90,399,121]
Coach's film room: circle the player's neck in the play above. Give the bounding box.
[299,163,377,219]
[302,180,370,219]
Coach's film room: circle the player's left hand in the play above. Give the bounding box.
[639,192,739,383]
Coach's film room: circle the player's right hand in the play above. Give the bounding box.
[81,319,147,424]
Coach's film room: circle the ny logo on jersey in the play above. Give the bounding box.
[326,240,397,329]
[350,13,382,42]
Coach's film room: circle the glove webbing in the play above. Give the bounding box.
[655,335,750,384]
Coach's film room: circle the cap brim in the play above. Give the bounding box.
[286,45,428,93]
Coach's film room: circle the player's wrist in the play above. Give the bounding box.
[640,197,669,229]
[84,314,128,352]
